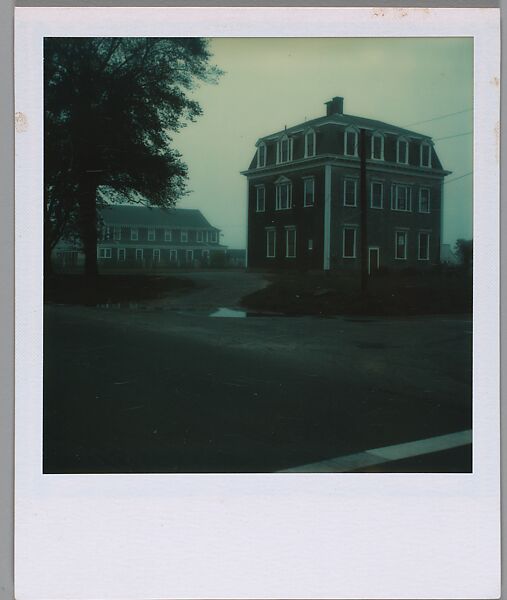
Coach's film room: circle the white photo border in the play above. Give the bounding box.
[15,7,500,600]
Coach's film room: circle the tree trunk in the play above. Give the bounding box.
[78,176,99,280]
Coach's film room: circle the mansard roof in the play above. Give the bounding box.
[99,205,219,230]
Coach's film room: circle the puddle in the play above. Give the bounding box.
[210,308,248,318]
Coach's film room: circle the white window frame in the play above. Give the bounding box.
[152,248,161,262]
[397,138,409,164]
[135,248,144,261]
[285,227,297,258]
[113,226,122,241]
[371,132,384,160]
[180,230,188,243]
[266,228,276,258]
[303,177,315,207]
[257,142,267,168]
[304,129,316,158]
[342,227,357,258]
[370,181,384,209]
[147,229,155,241]
[164,229,172,242]
[392,184,412,211]
[395,231,408,260]
[117,248,126,261]
[256,186,266,212]
[196,230,204,242]
[186,249,194,262]
[210,231,218,243]
[275,178,292,211]
[344,127,358,157]
[97,247,112,259]
[419,188,431,213]
[130,228,139,241]
[277,135,292,164]
[343,178,358,207]
[420,141,432,167]
[169,249,178,262]
[418,232,431,261]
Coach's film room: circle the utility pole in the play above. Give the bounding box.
[359,128,368,296]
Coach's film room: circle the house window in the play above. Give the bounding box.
[113,226,122,241]
[275,180,292,210]
[130,228,139,241]
[303,178,315,207]
[147,229,155,241]
[397,138,408,164]
[210,231,218,243]
[371,182,383,209]
[305,130,316,157]
[308,239,313,250]
[266,229,276,258]
[257,142,266,168]
[180,230,188,242]
[393,184,411,211]
[97,247,112,259]
[169,249,177,262]
[164,229,172,242]
[277,135,292,164]
[419,188,431,213]
[186,250,194,262]
[371,133,384,160]
[395,231,408,260]
[256,186,266,212]
[117,248,126,261]
[344,178,358,207]
[344,128,358,157]
[418,232,430,260]
[196,230,204,242]
[420,142,431,167]
[343,228,357,258]
[152,249,160,262]
[135,248,144,261]
[285,227,296,258]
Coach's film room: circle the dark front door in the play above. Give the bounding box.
[368,247,380,275]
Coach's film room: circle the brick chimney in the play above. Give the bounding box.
[325,96,344,116]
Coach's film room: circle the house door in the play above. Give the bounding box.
[368,247,380,275]
[186,250,194,263]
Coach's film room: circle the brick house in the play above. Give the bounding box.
[53,205,226,269]
[242,96,450,272]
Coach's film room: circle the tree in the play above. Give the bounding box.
[454,238,473,272]
[44,37,221,278]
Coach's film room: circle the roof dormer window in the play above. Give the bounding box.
[397,138,409,164]
[257,142,266,168]
[420,141,431,168]
[277,135,292,164]
[371,132,384,160]
[344,127,358,157]
[304,129,316,158]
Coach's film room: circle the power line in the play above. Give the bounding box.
[444,171,472,185]
[434,131,473,142]
[402,108,473,128]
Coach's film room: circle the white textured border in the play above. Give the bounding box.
[14,7,500,600]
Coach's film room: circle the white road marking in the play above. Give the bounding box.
[280,429,472,473]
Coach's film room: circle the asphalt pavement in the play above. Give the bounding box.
[44,280,472,473]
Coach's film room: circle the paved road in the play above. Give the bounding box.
[44,301,472,473]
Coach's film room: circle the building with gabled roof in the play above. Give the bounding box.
[242,96,450,272]
[53,205,227,270]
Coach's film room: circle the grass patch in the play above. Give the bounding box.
[45,273,196,306]
[241,270,472,316]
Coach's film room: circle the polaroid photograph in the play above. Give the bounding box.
[15,6,500,599]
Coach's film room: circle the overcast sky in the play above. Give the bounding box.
[173,37,473,250]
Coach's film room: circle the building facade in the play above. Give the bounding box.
[242,96,450,272]
[53,205,226,270]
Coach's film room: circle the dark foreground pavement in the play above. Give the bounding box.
[44,304,472,473]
